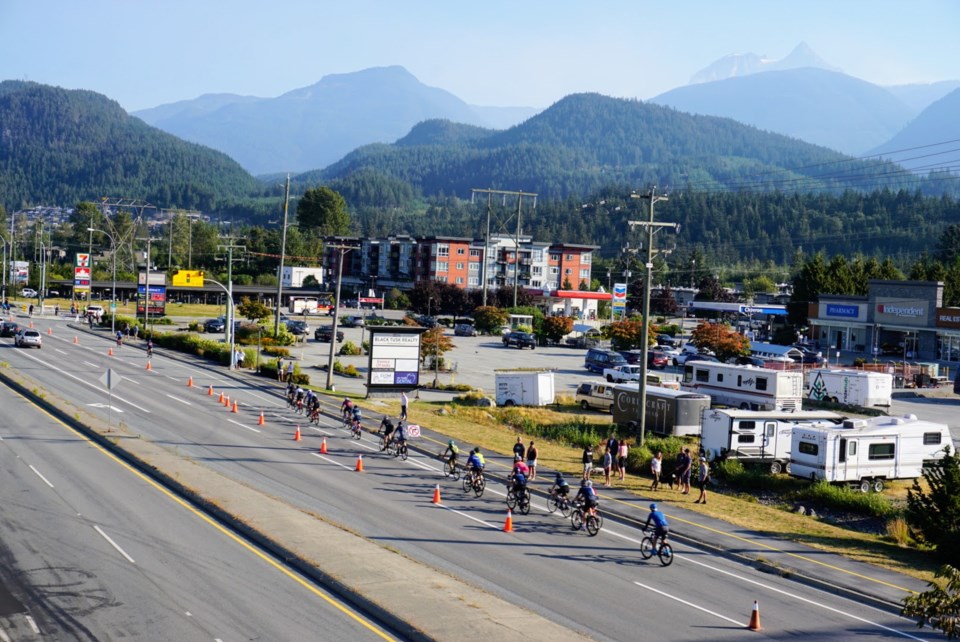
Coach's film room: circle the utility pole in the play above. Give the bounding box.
[136,236,153,332]
[629,187,678,447]
[470,188,537,307]
[219,241,246,369]
[325,244,352,390]
[274,174,290,336]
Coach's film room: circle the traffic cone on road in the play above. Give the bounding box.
[747,601,761,631]
[73,336,79,344]
[432,484,442,504]
[231,400,239,413]
[29,321,34,329]
[208,385,214,397]
[145,360,152,371]
[320,437,327,454]
[223,395,230,408]
[503,509,514,533]
[187,376,194,388]
[257,411,265,426]
[47,327,52,335]
[355,454,364,472]
[217,391,224,403]
[293,426,302,442]
[108,347,114,357]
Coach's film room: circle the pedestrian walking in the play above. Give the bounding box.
[582,444,594,480]
[650,450,663,490]
[526,441,538,480]
[28,304,34,317]
[400,391,408,420]
[54,304,60,317]
[513,436,526,461]
[602,448,613,487]
[132,325,139,340]
[695,457,710,504]
[618,440,628,481]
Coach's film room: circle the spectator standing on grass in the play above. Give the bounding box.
[526,441,538,481]
[669,450,684,490]
[650,450,663,490]
[276,357,284,382]
[513,436,526,462]
[400,391,408,420]
[582,443,594,480]
[54,304,60,317]
[618,440,628,481]
[602,448,613,487]
[606,436,619,475]
[285,360,294,382]
[679,448,693,495]
[695,457,710,504]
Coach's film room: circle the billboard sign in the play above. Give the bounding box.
[365,327,427,393]
[137,285,167,316]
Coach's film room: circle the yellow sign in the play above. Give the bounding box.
[173,270,205,287]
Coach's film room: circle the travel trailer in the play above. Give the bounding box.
[611,384,711,437]
[682,362,804,411]
[806,369,893,407]
[700,408,844,474]
[789,415,952,492]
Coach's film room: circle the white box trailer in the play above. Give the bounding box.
[700,408,844,474]
[495,371,555,407]
[681,362,804,411]
[806,369,893,407]
[790,414,952,492]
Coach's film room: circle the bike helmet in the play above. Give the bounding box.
[580,479,587,487]
[649,503,658,511]
[473,447,480,454]
[585,480,593,488]
[514,454,522,461]
[448,440,455,446]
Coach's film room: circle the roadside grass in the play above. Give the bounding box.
[366,395,940,584]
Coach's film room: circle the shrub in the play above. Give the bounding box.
[339,340,362,356]
[793,480,896,518]
[343,364,360,377]
[263,346,290,358]
[453,390,487,404]
[188,321,203,332]
[885,516,911,547]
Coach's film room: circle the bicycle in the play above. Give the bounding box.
[309,407,320,424]
[394,439,408,461]
[506,484,531,515]
[570,499,602,536]
[640,530,674,566]
[441,454,460,480]
[461,468,485,497]
[546,489,572,517]
[350,419,362,440]
[378,432,394,454]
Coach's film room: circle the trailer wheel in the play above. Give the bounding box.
[503,399,515,407]
[830,396,839,404]
[769,460,783,475]
[739,402,750,410]
[872,479,885,493]
[859,479,871,493]
[785,462,792,475]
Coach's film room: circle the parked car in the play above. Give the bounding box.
[792,346,825,365]
[285,320,310,336]
[584,348,627,373]
[647,351,669,369]
[314,326,345,343]
[454,323,478,337]
[0,321,20,337]
[14,328,42,348]
[204,317,226,333]
[417,315,438,328]
[21,288,37,298]
[86,305,105,321]
[503,331,536,349]
[680,353,721,366]
[656,333,678,347]
[340,315,365,328]
[575,381,615,412]
[728,355,767,367]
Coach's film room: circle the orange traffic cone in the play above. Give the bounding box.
[320,437,327,454]
[29,321,34,329]
[257,411,265,426]
[73,336,79,344]
[47,327,52,335]
[208,385,214,396]
[432,484,442,504]
[218,391,224,403]
[187,376,194,388]
[747,601,761,631]
[355,454,364,472]
[145,360,152,371]
[503,509,514,532]
[108,347,114,357]
[223,395,230,407]
[293,426,302,442]
[231,400,239,413]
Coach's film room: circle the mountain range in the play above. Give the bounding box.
[689,41,840,84]
[134,66,538,175]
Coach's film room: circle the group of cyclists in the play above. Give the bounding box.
[286,382,322,422]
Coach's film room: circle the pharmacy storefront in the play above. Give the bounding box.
[811,297,869,352]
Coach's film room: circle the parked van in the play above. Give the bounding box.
[575,381,616,412]
[584,349,627,374]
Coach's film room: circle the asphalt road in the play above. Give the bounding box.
[0,381,393,641]
[0,316,943,641]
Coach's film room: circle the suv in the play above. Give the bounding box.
[502,331,536,349]
[454,323,477,337]
[314,326,344,343]
[86,305,105,321]
[15,328,42,348]
[204,317,226,333]
[584,348,627,373]
[285,320,310,336]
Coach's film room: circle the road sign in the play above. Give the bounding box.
[99,368,120,391]
[172,270,205,287]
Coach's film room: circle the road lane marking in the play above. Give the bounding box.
[227,418,261,433]
[93,525,136,564]
[29,465,54,488]
[165,394,192,406]
[55,348,67,355]
[24,616,39,635]
[633,581,742,626]
[0,625,12,641]
[121,376,141,385]
[311,453,354,470]
[435,503,501,530]
[86,403,124,413]
[84,361,100,368]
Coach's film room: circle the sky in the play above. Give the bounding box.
[1,0,957,113]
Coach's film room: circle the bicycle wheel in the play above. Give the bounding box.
[462,475,472,493]
[519,492,531,516]
[594,511,604,529]
[450,464,460,481]
[571,510,583,531]
[639,536,655,559]
[585,515,600,536]
[506,490,518,510]
[379,436,387,452]
[559,498,572,518]
[546,495,559,514]
[474,476,485,498]
[399,444,408,461]
[658,543,674,567]
[444,459,455,478]
[353,426,362,440]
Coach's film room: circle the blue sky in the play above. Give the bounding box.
[1,0,957,112]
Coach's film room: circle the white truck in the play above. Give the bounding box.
[790,414,952,492]
[806,369,893,408]
[700,408,844,474]
[495,370,556,407]
[604,364,642,383]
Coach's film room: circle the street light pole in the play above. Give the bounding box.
[273,174,290,337]
[325,245,350,390]
[89,228,117,336]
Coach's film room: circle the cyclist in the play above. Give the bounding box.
[115,330,123,346]
[508,454,529,498]
[379,416,395,444]
[341,398,354,421]
[574,479,599,530]
[466,447,484,481]
[351,404,362,426]
[294,387,306,414]
[549,471,570,500]
[644,503,669,547]
[146,338,154,358]
[393,420,407,451]
[442,440,459,468]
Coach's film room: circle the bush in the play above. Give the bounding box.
[188,321,203,332]
[263,346,290,358]
[339,340,362,356]
[498,411,612,449]
[713,458,799,493]
[793,480,896,518]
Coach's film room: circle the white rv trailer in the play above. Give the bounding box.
[789,414,952,492]
[681,362,804,411]
[806,369,893,408]
[700,408,844,474]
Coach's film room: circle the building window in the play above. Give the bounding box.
[582,252,592,264]
[437,244,450,257]
[469,263,479,272]
[470,249,481,257]
[550,253,560,262]
[457,247,465,255]
[468,276,479,286]
[435,275,448,283]
[580,269,590,279]
[564,268,572,275]
[532,266,543,275]
[437,262,448,272]
[531,280,541,288]
[456,276,464,284]
[456,262,464,270]
[566,253,574,261]
[550,266,559,275]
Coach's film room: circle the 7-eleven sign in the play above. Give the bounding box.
[76,253,90,268]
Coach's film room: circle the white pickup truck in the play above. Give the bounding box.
[603,364,642,383]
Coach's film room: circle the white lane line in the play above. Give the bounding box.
[311,453,354,471]
[93,525,136,564]
[24,616,39,634]
[165,394,193,406]
[633,581,743,626]
[55,348,67,355]
[14,350,152,413]
[0,624,12,641]
[227,418,261,434]
[84,361,100,368]
[28,465,55,488]
[678,555,928,640]
[435,503,502,531]
[165,376,178,381]
[120,375,141,385]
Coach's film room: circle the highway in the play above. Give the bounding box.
[0,318,945,641]
[0,377,393,641]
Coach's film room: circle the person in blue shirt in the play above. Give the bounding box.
[574,479,599,530]
[644,503,669,544]
[466,448,484,478]
[351,404,362,423]
[550,472,570,499]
